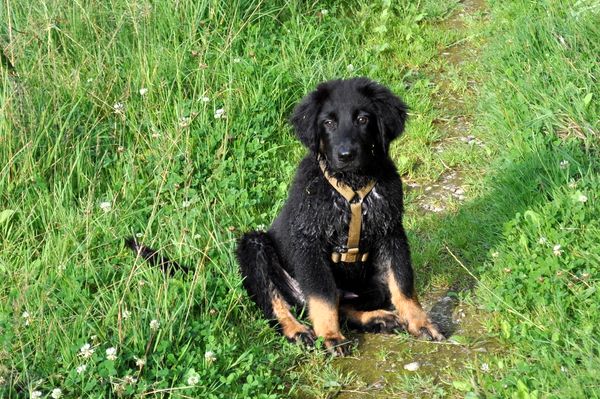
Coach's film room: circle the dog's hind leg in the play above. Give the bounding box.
[236,231,315,345]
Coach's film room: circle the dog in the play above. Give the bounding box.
[236,77,444,356]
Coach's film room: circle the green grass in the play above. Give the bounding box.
[1,0,599,397]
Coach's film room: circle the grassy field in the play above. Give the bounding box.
[1,0,598,397]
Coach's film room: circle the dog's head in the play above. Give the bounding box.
[291,77,407,172]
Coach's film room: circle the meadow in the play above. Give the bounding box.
[0,0,598,397]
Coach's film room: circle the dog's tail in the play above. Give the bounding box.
[124,237,190,274]
[236,231,305,316]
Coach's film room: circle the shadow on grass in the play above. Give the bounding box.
[409,146,562,333]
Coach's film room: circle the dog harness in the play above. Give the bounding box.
[320,160,376,263]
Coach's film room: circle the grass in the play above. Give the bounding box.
[0,0,598,397]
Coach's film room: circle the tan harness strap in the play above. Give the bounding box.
[320,160,376,263]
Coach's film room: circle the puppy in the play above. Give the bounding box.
[236,77,443,356]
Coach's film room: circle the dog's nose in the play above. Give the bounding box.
[337,148,356,162]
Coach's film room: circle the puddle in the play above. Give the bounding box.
[334,289,500,398]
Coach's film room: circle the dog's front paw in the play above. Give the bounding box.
[403,312,444,341]
[284,326,317,346]
[323,335,353,356]
[360,310,403,333]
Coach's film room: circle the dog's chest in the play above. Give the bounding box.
[326,187,391,252]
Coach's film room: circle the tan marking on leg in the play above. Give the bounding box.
[308,296,344,340]
[271,294,310,339]
[340,307,398,326]
[387,272,443,340]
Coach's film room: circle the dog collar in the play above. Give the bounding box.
[319,159,376,263]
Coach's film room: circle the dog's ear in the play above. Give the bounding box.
[290,83,330,152]
[360,81,408,155]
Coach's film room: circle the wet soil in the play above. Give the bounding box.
[334,289,500,398]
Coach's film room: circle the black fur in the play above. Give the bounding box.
[237,78,430,351]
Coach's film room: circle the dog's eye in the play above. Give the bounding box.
[357,116,369,125]
[323,120,335,128]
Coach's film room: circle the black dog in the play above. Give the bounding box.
[236,77,443,356]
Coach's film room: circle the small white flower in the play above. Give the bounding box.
[204,350,216,363]
[200,96,210,102]
[233,57,241,63]
[214,108,225,119]
[0,376,5,385]
[135,356,146,367]
[568,179,577,188]
[491,251,499,258]
[51,388,63,398]
[139,88,148,96]
[151,131,161,138]
[80,343,94,359]
[187,374,200,385]
[150,319,160,331]
[31,391,42,399]
[561,365,568,373]
[481,363,490,372]
[346,64,354,72]
[76,364,87,374]
[135,232,143,238]
[99,201,112,213]
[106,347,118,361]
[113,102,125,115]
[559,160,569,169]
[553,244,562,256]
[123,375,137,385]
[179,116,191,128]
[578,194,588,203]
[181,200,192,209]
[321,9,329,15]
[22,311,31,325]
[538,236,548,245]
[122,309,131,320]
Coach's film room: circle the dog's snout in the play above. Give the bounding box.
[337,147,356,162]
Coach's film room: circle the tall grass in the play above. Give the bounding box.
[0,0,459,396]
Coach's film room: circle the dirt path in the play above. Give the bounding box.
[333,1,493,397]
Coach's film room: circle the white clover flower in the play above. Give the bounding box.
[233,57,241,63]
[122,309,131,320]
[106,347,118,361]
[346,64,354,72]
[321,9,329,15]
[51,388,62,398]
[578,194,588,203]
[553,244,562,256]
[481,363,490,372]
[113,102,125,115]
[135,356,146,367]
[76,364,87,374]
[179,116,191,128]
[139,88,148,96]
[181,200,191,209]
[80,343,94,359]
[31,391,42,399]
[204,350,216,363]
[0,376,5,385]
[151,131,161,138]
[22,311,31,325]
[135,232,143,238]
[150,319,160,331]
[214,108,225,119]
[123,375,137,385]
[538,236,548,245]
[491,251,499,258]
[559,160,569,169]
[561,365,567,373]
[187,374,200,386]
[99,201,112,213]
[200,96,210,102]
